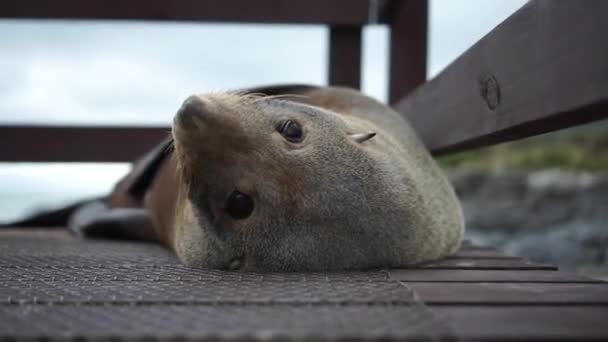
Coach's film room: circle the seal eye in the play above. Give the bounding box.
[226,191,254,220]
[277,120,303,142]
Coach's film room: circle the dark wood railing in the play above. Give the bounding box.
[397,0,608,155]
[1,0,607,162]
[0,0,427,162]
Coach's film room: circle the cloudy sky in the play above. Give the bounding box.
[0,0,527,221]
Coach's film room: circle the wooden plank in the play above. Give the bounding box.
[0,126,167,162]
[417,258,557,270]
[386,0,428,103]
[408,282,608,304]
[328,26,362,89]
[388,269,603,283]
[394,0,608,154]
[0,0,372,25]
[433,306,608,340]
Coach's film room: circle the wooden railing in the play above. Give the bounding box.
[2,0,607,162]
[397,0,608,155]
[1,0,427,162]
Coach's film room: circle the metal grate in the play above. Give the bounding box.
[0,231,449,340]
[0,304,446,340]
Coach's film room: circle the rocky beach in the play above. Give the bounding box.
[450,168,608,278]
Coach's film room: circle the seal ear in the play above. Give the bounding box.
[349,132,376,144]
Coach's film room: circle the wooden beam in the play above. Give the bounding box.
[0,0,371,25]
[433,307,608,340]
[394,0,608,155]
[410,282,608,305]
[1,126,168,162]
[388,269,602,283]
[387,0,428,103]
[328,26,362,89]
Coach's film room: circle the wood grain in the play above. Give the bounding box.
[1,126,167,162]
[386,0,428,103]
[0,0,372,25]
[395,0,608,154]
[388,269,601,283]
[433,306,608,340]
[409,282,608,304]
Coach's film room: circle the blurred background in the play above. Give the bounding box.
[2,0,606,277]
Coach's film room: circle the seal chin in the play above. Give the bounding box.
[171,200,228,269]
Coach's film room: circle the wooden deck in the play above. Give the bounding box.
[1,229,607,341]
[1,1,607,340]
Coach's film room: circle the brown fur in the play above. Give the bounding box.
[144,155,181,248]
[101,85,464,271]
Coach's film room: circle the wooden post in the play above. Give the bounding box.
[387,0,428,104]
[328,26,362,89]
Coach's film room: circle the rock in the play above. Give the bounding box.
[449,168,608,272]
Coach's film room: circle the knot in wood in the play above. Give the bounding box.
[479,73,501,110]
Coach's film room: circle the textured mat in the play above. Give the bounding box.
[0,230,449,340]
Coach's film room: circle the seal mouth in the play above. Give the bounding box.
[198,194,216,227]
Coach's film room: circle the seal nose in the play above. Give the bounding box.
[175,95,207,128]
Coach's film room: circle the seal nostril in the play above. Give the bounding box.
[175,95,206,127]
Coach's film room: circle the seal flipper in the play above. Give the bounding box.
[126,136,174,202]
[68,200,157,241]
[0,198,101,228]
[2,137,173,239]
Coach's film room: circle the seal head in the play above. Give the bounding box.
[170,87,464,271]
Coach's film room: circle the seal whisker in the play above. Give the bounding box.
[231,88,256,96]
[60,85,464,272]
[241,92,268,98]
[163,138,175,155]
[252,94,310,102]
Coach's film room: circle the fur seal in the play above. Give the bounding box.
[29,85,465,271]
